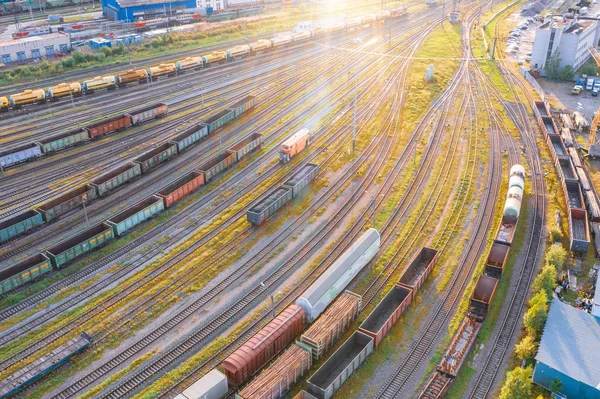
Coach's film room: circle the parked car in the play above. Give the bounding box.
[572,85,583,95]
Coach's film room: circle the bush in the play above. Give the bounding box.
[524,290,549,338]
[547,225,562,243]
[545,243,567,271]
[499,366,533,399]
[514,334,538,362]
[531,264,557,300]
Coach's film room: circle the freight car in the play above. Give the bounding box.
[116,69,148,85]
[175,56,204,72]
[397,247,439,299]
[0,143,42,168]
[36,127,90,154]
[0,333,92,398]
[82,75,116,93]
[47,223,114,267]
[84,114,132,138]
[126,102,168,125]
[359,285,412,347]
[468,275,498,320]
[226,44,251,59]
[0,210,44,244]
[196,150,237,182]
[174,369,228,399]
[228,132,263,161]
[8,89,46,107]
[280,128,312,163]
[157,172,205,208]
[0,254,52,295]
[170,124,209,152]
[202,51,228,66]
[297,228,380,322]
[201,109,236,134]
[106,196,164,236]
[88,163,142,197]
[222,304,306,386]
[148,63,177,80]
[47,82,82,100]
[484,242,510,279]
[37,185,97,222]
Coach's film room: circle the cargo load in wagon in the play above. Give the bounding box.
[564,180,584,210]
[226,95,256,119]
[228,132,263,162]
[37,185,97,222]
[196,150,237,182]
[468,275,498,320]
[126,102,168,125]
[438,318,481,377]
[132,142,178,173]
[47,223,114,268]
[170,124,208,153]
[484,242,510,279]
[0,254,51,295]
[297,228,380,322]
[84,114,132,138]
[307,331,374,399]
[36,128,89,154]
[175,369,228,399]
[558,157,577,184]
[89,163,141,197]
[107,196,164,236]
[495,215,518,245]
[540,115,557,135]
[359,285,412,347]
[157,172,204,208]
[246,187,293,225]
[283,163,319,198]
[0,209,44,244]
[300,291,361,362]
[201,109,235,133]
[222,304,306,386]
[569,208,590,253]
[397,247,438,298]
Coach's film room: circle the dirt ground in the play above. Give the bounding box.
[539,78,600,118]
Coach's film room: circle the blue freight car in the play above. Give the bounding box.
[0,143,42,169]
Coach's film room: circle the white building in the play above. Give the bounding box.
[531,16,600,74]
[195,0,223,10]
[0,32,70,64]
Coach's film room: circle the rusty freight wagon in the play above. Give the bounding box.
[0,254,52,295]
[37,185,97,222]
[201,109,235,134]
[569,208,590,253]
[438,317,482,377]
[157,172,205,208]
[226,95,256,119]
[89,163,142,197]
[558,158,578,185]
[126,102,168,125]
[196,150,237,182]
[564,181,585,211]
[84,114,132,138]
[484,242,510,279]
[132,142,178,174]
[47,223,114,268]
[307,331,374,399]
[221,304,306,386]
[0,209,44,244]
[170,124,208,153]
[36,128,89,154]
[246,187,293,225]
[228,133,263,161]
[468,275,498,320]
[359,284,412,347]
[397,247,439,300]
[106,196,164,236]
[495,215,518,246]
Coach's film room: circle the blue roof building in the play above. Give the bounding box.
[533,299,600,399]
[103,0,198,22]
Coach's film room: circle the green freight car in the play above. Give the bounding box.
[106,196,164,236]
[0,254,52,295]
[226,95,256,119]
[0,209,44,244]
[37,185,97,222]
[89,163,142,197]
[200,109,235,134]
[47,223,114,268]
[35,128,90,154]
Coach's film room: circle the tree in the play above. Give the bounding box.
[559,65,575,81]
[545,243,567,271]
[545,49,562,80]
[524,290,549,337]
[499,366,533,399]
[579,60,597,77]
[515,334,538,362]
[548,225,562,243]
[531,264,557,300]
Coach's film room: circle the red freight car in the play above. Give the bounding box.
[359,285,412,347]
[397,247,439,300]
[156,171,205,208]
[221,304,306,386]
[468,275,498,321]
[84,114,132,139]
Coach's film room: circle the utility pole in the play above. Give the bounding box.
[82,196,90,227]
[353,66,358,153]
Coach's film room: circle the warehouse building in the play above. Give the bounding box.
[531,16,600,74]
[0,32,70,64]
[532,299,600,399]
[103,0,197,21]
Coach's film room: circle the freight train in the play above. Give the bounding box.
[0,7,408,112]
[0,96,257,295]
[418,165,525,399]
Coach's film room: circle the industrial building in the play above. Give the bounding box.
[530,16,600,74]
[103,0,197,21]
[532,299,600,399]
[0,32,70,64]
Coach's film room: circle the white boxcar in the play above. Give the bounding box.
[297,228,380,322]
[0,144,42,168]
[175,369,228,399]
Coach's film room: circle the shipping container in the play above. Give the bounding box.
[222,304,306,386]
[0,254,52,295]
[37,185,97,222]
[157,172,205,208]
[201,109,236,134]
[47,223,114,268]
[228,132,263,162]
[36,128,89,154]
[106,196,164,236]
[196,150,237,182]
[558,157,578,184]
[116,69,148,85]
[0,210,44,244]
[132,142,178,174]
[359,285,412,347]
[576,167,591,191]
[397,247,439,299]
[0,333,92,398]
[297,228,380,322]
[84,114,132,139]
[246,187,293,225]
[307,331,374,399]
[569,208,590,253]
[468,275,498,320]
[438,318,481,377]
[89,163,142,197]
[300,291,361,361]
[495,215,518,246]
[169,124,209,153]
[236,343,312,399]
[283,163,320,198]
[484,242,510,279]
[225,95,256,119]
[176,369,228,399]
[0,144,42,168]
[126,102,168,125]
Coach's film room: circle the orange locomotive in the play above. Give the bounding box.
[279,128,312,163]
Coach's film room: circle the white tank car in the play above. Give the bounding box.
[296,228,380,322]
[509,164,525,191]
[504,185,523,218]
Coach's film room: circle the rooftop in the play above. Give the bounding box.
[536,299,600,390]
[0,32,68,47]
[539,17,597,33]
[116,0,188,7]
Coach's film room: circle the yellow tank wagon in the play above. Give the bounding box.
[47,82,82,100]
[116,69,148,85]
[175,56,203,72]
[9,89,46,107]
[148,63,177,79]
[0,97,8,111]
[201,51,227,65]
